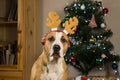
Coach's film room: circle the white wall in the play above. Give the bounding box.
[40,0,120,78]
[103,0,120,75]
[41,0,74,34]
[103,0,120,56]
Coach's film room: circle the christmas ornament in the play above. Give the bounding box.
[99,57,105,71]
[70,56,76,62]
[103,47,106,50]
[89,36,96,43]
[73,3,80,11]
[78,3,81,7]
[96,2,102,6]
[103,7,109,16]
[101,54,107,59]
[89,15,97,28]
[64,15,70,21]
[65,57,69,63]
[112,61,120,79]
[115,70,120,80]
[84,11,86,14]
[81,76,88,80]
[85,20,89,23]
[76,41,79,45]
[75,76,89,80]
[112,61,118,70]
[97,35,103,39]
[73,3,77,7]
[96,58,102,64]
[81,4,85,10]
[92,7,96,10]
[101,23,106,28]
[64,6,70,13]
[99,67,104,71]
[87,44,93,49]
[97,43,101,47]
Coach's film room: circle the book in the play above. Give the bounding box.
[2,48,6,64]
[0,42,17,65]
[9,53,15,64]
[0,50,3,64]
[0,45,6,64]
[8,0,17,21]
[6,50,10,64]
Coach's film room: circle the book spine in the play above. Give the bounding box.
[6,50,10,64]
[9,54,15,64]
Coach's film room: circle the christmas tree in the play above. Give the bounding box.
[61,0,120,76]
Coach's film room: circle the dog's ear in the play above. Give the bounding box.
[41,34,46,45]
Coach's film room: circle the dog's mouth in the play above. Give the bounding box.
[52,50,60,55]
[50,52,60,63]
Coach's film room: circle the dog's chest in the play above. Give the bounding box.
[40,58,64,80]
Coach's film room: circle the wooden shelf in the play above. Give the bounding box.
[0,21,17,24]
[0,21,17,25]
[0,65,17,70]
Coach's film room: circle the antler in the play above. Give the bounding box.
[63,17,78,34]
[46,11,61,30]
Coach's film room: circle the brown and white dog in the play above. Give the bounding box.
[31,30,70,80]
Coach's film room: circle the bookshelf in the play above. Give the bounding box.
[0,0,40,79]
[0,0,23,80]
[0,0,18,66]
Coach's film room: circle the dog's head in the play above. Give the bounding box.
[42,11,78,63]
[42,30,70,62]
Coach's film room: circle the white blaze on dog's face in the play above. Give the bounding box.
[44,31,69,62]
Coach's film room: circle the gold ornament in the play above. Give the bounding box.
[89,36,96,43]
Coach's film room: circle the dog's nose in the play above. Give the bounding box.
[53,44,60,52]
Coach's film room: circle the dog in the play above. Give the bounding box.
[30,30,70,80]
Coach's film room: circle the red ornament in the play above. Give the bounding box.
[70,56,76,62]
[103,8,109,14]
[81,76,88,80]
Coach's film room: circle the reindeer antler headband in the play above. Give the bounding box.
[42,11,78,45]
[46,11,78,35]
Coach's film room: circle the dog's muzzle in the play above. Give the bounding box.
[53,44,60,54]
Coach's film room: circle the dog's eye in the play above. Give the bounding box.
[48,36,55,42]
[61,36,67,43]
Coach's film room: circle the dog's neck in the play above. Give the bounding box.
[40,57,64,80]
[41,50,49,66]
[41,50,64,70]
[47,58,64,73]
